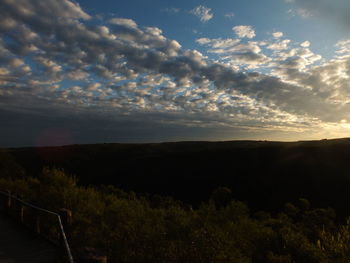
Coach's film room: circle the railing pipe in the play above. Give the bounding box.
[0,190,74,263]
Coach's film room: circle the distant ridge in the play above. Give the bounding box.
[4,136,350,150]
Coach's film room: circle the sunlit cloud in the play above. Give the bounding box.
[232,25,256,39]
[272,32,284,38]
[109,18,138,28]
[300,41,311,47]
[190,5,214,22]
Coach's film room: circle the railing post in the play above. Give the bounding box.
[20,205,25,223]
[6,190,11,214]
[59,208,72,239]
[59,208,73,263]
[36,211,41,235]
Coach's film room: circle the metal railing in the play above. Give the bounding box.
[0,189,74,263]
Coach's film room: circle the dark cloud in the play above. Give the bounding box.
[0,104,260,147]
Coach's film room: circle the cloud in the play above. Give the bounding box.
[232,25,256,39]
[224,12,235,19]
[161,7,181,13]
[300,41,311,47]
[195,33,350,125]
[267,39,291,51]
[190,5,214,22]
[196,38,271,68]
[272,32,284,38]
[296,8,314,18]
[109,18,138,28]
[287,0,350,26]
[0,0,90,34]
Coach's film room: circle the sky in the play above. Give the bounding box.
[2,0,350,147]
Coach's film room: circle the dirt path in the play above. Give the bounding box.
[0,214,59,263]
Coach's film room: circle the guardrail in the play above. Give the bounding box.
[0,189,74,263]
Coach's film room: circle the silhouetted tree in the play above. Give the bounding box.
[210,187,233,208]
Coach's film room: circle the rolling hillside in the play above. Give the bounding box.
[2,138,350,217]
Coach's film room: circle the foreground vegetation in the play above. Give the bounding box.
[1,168,350,263]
